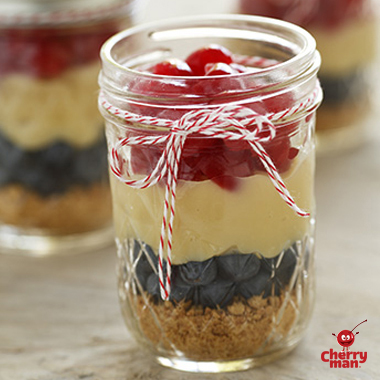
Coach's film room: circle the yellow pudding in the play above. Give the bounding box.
[310,18,377,77]
[111,152,314,264]
[0,62,103,150]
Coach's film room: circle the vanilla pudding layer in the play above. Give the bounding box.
[111,153,314,265]
[0,62,103,150]
[310,18,377,77]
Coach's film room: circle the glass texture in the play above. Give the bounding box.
[99,15,321,371]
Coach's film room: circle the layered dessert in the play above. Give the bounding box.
[239,0,377,146]
[0,23,122,234]
[111,45,316,361]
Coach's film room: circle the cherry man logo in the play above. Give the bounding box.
[332,319,367,352]
[321,319,368,368]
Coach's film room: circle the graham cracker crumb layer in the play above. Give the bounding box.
[0,183,111,234]
[133,293,297,361]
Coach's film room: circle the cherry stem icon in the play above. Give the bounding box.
[351,319,367,332]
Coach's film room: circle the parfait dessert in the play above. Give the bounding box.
[239,0,377,151]
[99,16,321,371]
[0,0,137,253]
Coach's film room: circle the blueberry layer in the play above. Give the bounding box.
[319,72,365,105]
[133,240,298,309]
[0,129,108,196]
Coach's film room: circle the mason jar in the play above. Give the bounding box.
[99,15,322,372]
[239,0,377,153]
[0,0,139,255]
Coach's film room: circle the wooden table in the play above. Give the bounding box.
[1,1,380,379]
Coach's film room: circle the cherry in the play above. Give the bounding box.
[131,60,196,102]
[254,136,298,173]
[245,90,299,138]
[128,76,192,119]
[185,44,233,75]
[151,59,194,76]
[31,38,71,78]
[196,146,240,190]
[189,142,257,190]
[179,137,222,182]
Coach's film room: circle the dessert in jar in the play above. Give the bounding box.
[0,0,138,254]
[239,0,377,153]
[99,15,322,372]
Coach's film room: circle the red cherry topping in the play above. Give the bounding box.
[31,39,71,78]
[0,24,119,78]
[185,44,233,75]
[128,45,301,191]
[313,0,365,28]
[151,59,194,76]
[253,136,295,173]
[239,0,366,29]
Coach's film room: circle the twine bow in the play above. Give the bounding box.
[100,85,321,300]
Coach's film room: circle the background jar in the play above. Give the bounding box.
[0,0,139,255]
[238,0,377,154]
[99,15,322,372]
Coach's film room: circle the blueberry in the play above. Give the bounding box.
[276,247,297,285]
[43,142,74,169]
[12,151,45,189]
[73,139,107,184]
[0,132,21,172]
[146,273,161,302]
[34,173,71,195]
[178,257,217,285]
[170,271,194,303]
[217,253,260,282]
[238,270,271,299]
[0,132,77,194]
[197,280,236,308]
[261,256,276,273]
[0,168,8,186]
[264,277,283,297]
[261,247,298,287]
[320,72,363,105]
[133,241,158,291]
[304,245,311,272]
[2,140,74,195]
[146,271,189,304]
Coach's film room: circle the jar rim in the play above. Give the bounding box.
[101,14,317,81]
[99,14,322,121]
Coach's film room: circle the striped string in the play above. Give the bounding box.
[99,82,321,301]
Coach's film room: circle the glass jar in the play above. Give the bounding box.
[99,15,322,372]
[239,0,377,154]
[0,0,139,255]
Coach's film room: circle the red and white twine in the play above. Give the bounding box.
[99,83,321,301]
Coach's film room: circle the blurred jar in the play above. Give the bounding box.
[0,0,139,255]
[239,0,377,153]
